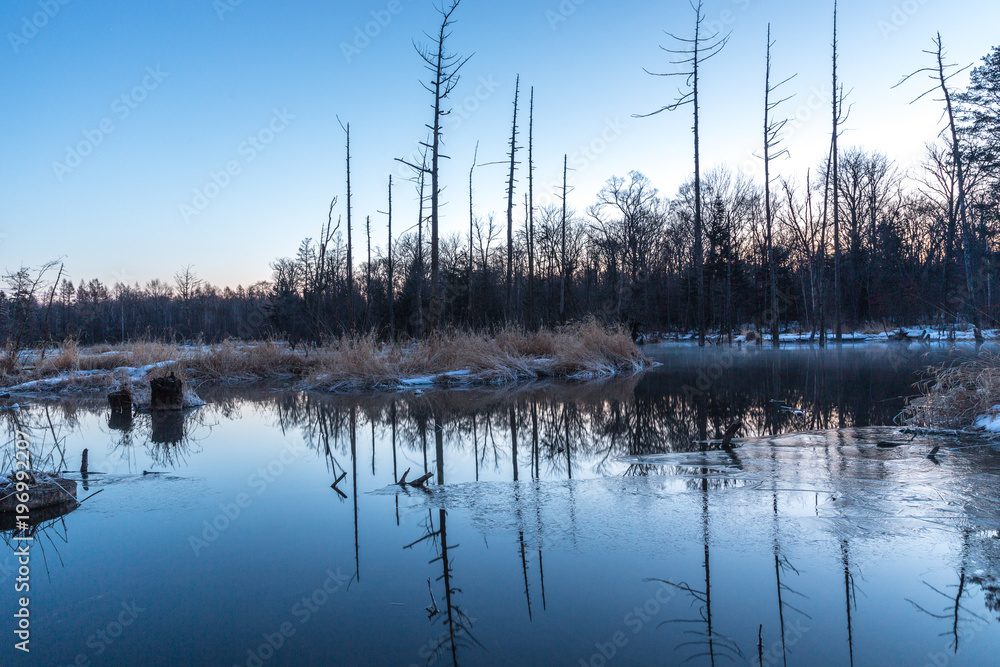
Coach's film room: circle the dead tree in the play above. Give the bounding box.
[416,160,427,336]
[560,154,571,323]
[468,142,479,322]
[761,24,795,346]
[38,262,64,358]
[527,86,536,328]
[830,0,850,342]
[505,75,521,317]
[338,117,355,331]
[398,0,472,329]
[635,0,729,347]
[387,177,395,339]
[365,215,372,329]
[895,33,978,329]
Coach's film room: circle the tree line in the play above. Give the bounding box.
[2,1,998,348]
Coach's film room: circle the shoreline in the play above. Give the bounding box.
[0,322,652,400]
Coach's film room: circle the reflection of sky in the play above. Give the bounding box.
[2,387,1000,665]
[1,0,997,288]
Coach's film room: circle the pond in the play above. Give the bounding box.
[3,343,1000,666]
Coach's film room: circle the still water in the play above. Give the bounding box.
[3,343,1000,666]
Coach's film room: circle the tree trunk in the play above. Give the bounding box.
[560,154,569,323]
[527,87,536,328]
[505,76,521,318]
[388,176,395,340]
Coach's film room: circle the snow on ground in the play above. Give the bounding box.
[975,407,1000,432]
[3,359,204,408]
[657,325,1000,345]
[4,369,110,392]
[398,369,474,387]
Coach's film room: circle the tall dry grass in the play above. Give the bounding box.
[186,340,311,382]
[303,320,648,389]
[903,353,1000,428]
[3,321,649,394]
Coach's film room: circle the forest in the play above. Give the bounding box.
[3,2,999,349]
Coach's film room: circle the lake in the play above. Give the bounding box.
[3,343,1000,666]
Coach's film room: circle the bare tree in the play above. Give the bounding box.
[761,24,795,346]
[174,264,203,337]
[527,86,536,328]
[468,142,479,321]
[895,33,979,331]
[365,214,372,328]
[398,0,472,330]
[387,177,395,339]
[830,0,851,341]
[338,118,355,331]
[505,75,521,316]
[635,0,729,346]
[560,154,571,323]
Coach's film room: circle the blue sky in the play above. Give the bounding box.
[1,0,997,289]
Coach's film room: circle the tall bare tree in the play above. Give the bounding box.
[387,176,395,339]
[830,0,850,341]
[635,0,729,346]
[365,214,372,328]
[896,33,979,330]
[338,118,355,331]
[761,24,795,346]
[505,75,521,316]
[560,154,571,323]
[527,87,536,328]
[468,142,479,321]
[398,0,472,330]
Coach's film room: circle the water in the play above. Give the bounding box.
[3,343,1000,666]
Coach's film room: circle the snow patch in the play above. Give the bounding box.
[975,407,1000,432]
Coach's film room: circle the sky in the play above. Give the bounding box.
[1,0,997,290]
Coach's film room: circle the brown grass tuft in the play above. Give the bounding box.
[903,353,1000,428]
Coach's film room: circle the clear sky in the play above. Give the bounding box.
[1,0,997,290]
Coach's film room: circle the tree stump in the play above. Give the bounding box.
[150,373,184,411]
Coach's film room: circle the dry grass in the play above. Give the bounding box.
[186,340,311,382]
[902,353,1000,428]
[2,321,650,395]
[33,338,180,375]
[302,320,647,390]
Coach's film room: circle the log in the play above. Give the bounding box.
[80,448,88,474]
[721,422,743,449]
[150,373,184,411]
[409,472,434,488]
